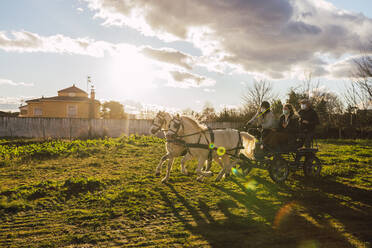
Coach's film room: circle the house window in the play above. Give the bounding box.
[67,105,77,117]
[34,108,42,116]
[68,92,76,97]
[21,109,28,115]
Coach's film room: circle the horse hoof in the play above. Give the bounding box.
[161,178,168,183]
[182,170,188,175]
[155,172,160,177]
[204,171,213,177]
[196,176,204,182]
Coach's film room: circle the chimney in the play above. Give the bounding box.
[90,86,95,100]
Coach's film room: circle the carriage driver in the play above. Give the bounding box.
[246,101,277,139]
[298,99,319,148]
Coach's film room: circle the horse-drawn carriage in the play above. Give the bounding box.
[236,128,322,183]
[150,112,322,184]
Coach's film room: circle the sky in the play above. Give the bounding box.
[1,0,372,113]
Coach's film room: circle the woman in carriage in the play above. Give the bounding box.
[246,101,301,154]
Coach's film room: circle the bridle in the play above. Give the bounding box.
[167,116,184,139]
[151,112,167,133]
[167,116,211,139]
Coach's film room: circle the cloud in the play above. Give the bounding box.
[328,55,372,78]
[328,58,355,78]
[0,30,217,90]
[203,88,216,93]
[168,71,216,88]
[77,7,84,12]
[0,78,34,87]
[0,30,116,57]
[84,0,372,78]
[0,96,36,112]
[141,46,194,70]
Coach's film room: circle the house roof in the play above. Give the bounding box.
[58,84,87,94]
[26,96,100,103]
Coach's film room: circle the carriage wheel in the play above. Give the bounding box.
[239,161,253,176]
[269,156,289,183]
[237,154,253,176]
[303,155,322,177]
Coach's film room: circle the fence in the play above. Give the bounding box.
[0,117,242,138]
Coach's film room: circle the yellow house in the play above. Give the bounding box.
[19,85,100,118]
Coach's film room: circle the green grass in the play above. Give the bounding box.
[0,136,371,247]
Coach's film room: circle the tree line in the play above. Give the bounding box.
[100,52,371,138]
[194,53,372,139]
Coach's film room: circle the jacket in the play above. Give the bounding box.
[248,110,277,129]
[278,114,299,134]
[298,108,319,132]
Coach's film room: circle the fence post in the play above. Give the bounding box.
[9,117,13,137]
[69,118,72,140]
[42,118,46,139]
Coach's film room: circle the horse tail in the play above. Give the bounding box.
[240,132,256,160]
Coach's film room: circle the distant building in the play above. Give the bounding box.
[19,84,100,118]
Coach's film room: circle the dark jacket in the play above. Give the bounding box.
[298,108,319,132]
[278,114,299,135]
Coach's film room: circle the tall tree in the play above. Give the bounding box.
[286,89,306,110]
[270,99,284,117]
[352,53,372,100]
[200,101,216,122]
[101,101,125,119]
[242,80,275,111]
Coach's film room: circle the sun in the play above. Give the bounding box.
[108,47,156,95]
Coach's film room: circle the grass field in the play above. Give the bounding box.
[0,136,371,248]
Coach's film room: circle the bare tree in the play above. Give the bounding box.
[200,101,216,122]
[242,80,275,110]
[344,82,369,110]
[353,54,372,99]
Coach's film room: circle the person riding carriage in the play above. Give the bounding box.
[245,101,278,158]
[246,101,277,138]
[298,99,320,148]
[245,99,319,154]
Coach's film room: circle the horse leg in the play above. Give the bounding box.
[203,158,212,172]
[196,158,212,181]
[155,153,168,176]
[215,156,230,182]
[161,157,174,183]
[180,153,191,175]
[224,158,236,178]
[215,167,226,182]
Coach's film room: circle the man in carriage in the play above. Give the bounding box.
[245,101,278,158]
[298,99,320,148]
[246,101,277,138]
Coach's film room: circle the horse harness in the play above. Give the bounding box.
[167,117,245,163]
[151,112,167,133]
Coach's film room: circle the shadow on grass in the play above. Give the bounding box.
[289,174,372,246]
[160,183,276,248]
[159,174,368,248]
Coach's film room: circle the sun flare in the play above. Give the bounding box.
[109,47,156,94]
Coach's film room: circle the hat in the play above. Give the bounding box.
[261,101,270,109]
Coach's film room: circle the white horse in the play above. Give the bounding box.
[149,111,211,182]
[165,115,256,182]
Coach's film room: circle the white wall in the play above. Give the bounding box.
[0,117,242,138]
